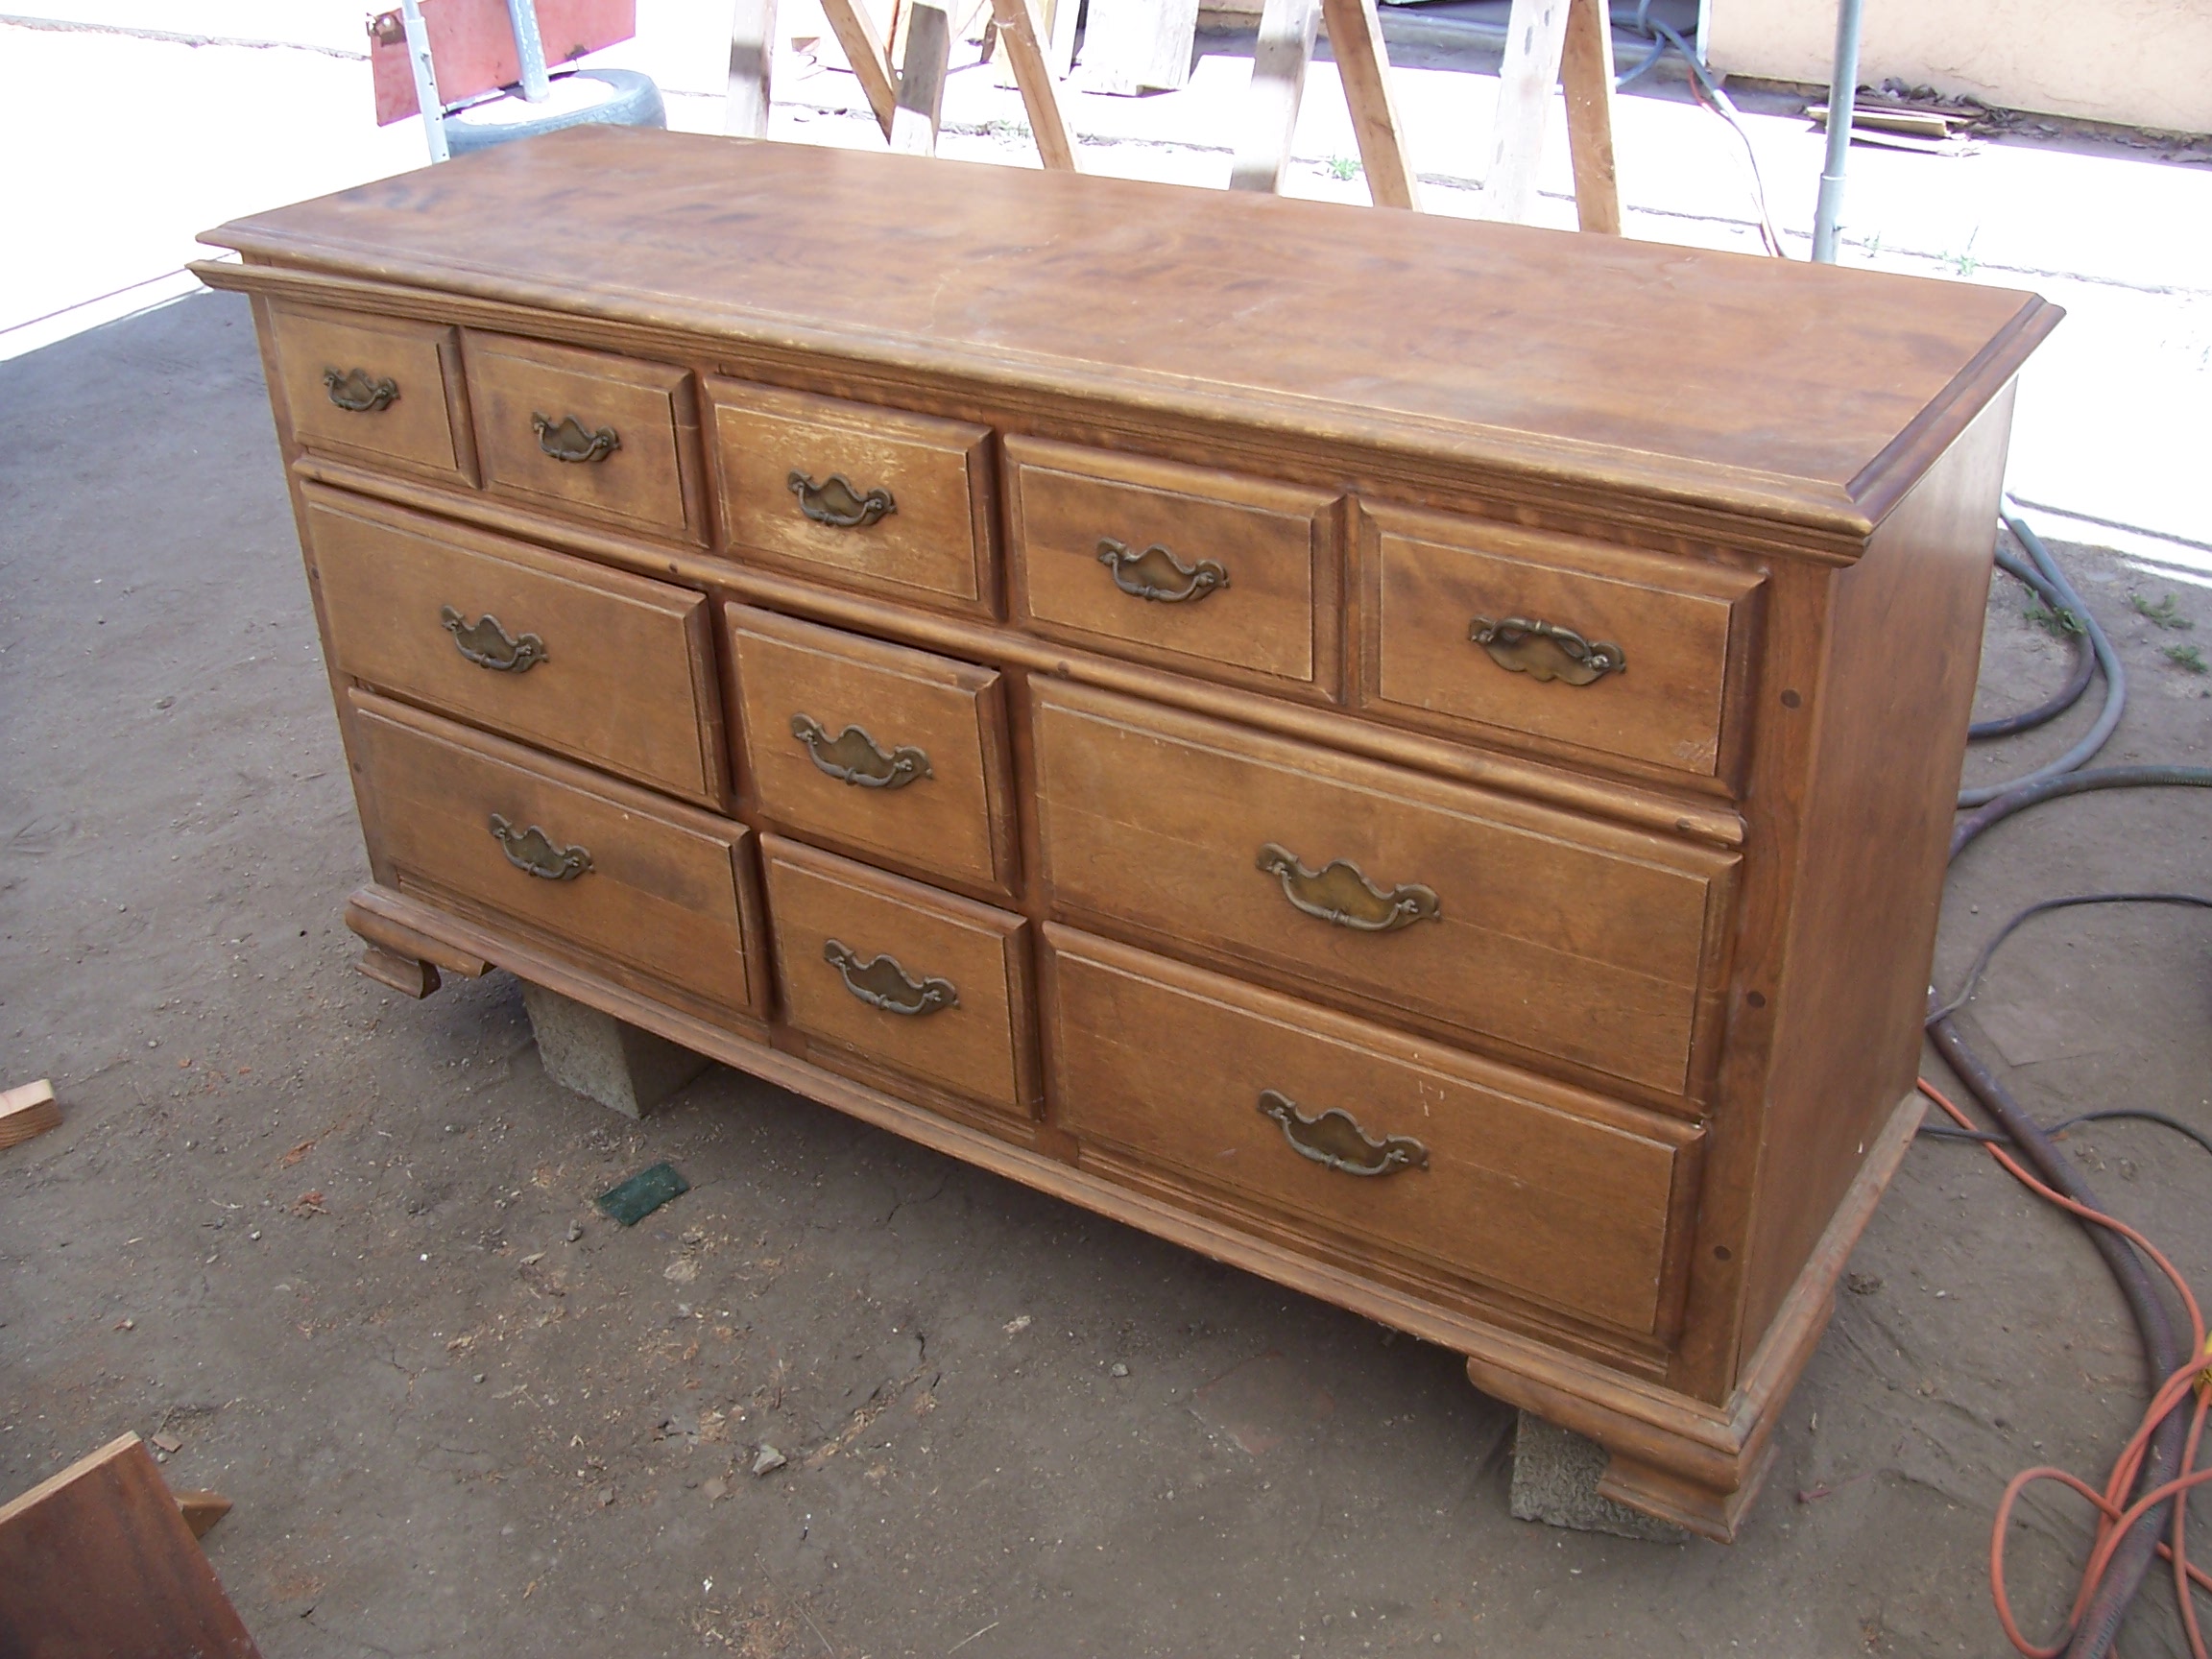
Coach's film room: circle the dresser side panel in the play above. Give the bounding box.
[1738,384,2017,1354]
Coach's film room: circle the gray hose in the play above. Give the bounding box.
[1958,512,2128,807]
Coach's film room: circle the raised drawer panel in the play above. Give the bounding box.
[1045,929,1701,1335]
[267,303,471,485]
[709,380,994,613]
[1030,680,1735,1097]
[305,487,725,806]
[1005,437,1340,697]
[727,606,1017,899]
[1361,503,1764,778]
[350,693,763,1020]
[762,836,1035,1119]
[466,331,706,541]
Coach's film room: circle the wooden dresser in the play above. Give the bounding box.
[198,127,2056,1540]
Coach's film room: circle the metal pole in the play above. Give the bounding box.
[506,0,552,101]
[1810,0,1863,262]
[399,0,450,162]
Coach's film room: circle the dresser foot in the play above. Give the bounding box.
[358,944,440,999]
[521,980,711,1119]
[1509,1410,1689,1543]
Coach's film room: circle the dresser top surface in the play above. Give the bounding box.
[202,126,2056,539]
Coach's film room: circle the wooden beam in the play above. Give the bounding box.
[1081,0,1200,94]
[0,1080,59,1150]
[724,0,780,137]
[820,0,899,138]
[1559,0,1621,232]
[1484,0,1572,224]
[1228,0,1322,194]
[1318,0,1419,209]
[1042,0,1079,78]
[889,1,953,156]
[990,0,1081,169]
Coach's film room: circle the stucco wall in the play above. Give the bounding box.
[1705,0,2212,133]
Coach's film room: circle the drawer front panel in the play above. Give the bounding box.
[350,693,761,1018]
[466,331,703,540]
[1006,437,1339,693]
[1045,929,1700,1335]
[306,488,724,805]
[709,380,994,612]
[1362,504,1764,778]
[763,837,1034,1118]
[727,605,1016,898]
[1030,681,1734,1096]
[269,303,469,484]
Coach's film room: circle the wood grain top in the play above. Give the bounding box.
[200,126,2057,539]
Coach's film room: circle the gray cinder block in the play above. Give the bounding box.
[1508,1410,1689,1543]
[521,981,709,1118]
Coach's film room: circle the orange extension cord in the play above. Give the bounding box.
[1917,1079,2212,1657]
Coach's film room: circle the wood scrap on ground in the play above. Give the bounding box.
[0,1079,58,1149]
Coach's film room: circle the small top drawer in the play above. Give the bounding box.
[302,486,727,807]
[266,303,472,486]
[709,380,995,614]
[1359,504,1764,780]
[465,332,707,541]
[1005,438,1341,699]
[727,606,1018,901]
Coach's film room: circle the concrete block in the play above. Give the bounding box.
[521,982,709,1118]
[1508,1410,1689,1543]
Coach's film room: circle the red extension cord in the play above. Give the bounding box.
[1917,1079,2212,1656]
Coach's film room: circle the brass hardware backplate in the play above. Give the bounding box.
[1469,616,1625,685]
[1096,537,1228,603]
[824,940,957,1016]
[441,605,547,672]
[789,714,930,788]
[1259,1089,1429,1176]
[789,470,896,528]
[1256,843,1441,931]
[489,813,592,879]
[324,366,398,413]
[532,413,620,464]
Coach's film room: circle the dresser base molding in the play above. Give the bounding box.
[1468,1087,1923,1541]
[340,881,1917,1540]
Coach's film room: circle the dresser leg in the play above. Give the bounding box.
[358,944,441,999]
[520,981,711,1119]
[1508,1410,1689,1543]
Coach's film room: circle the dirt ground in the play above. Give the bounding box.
[3,291,2208,1657]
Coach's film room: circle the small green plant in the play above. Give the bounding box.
[2162,643,2207,674]
[2129,591,2194,630]
[1325,154,1360,181]
[1951,228,1981,277]
[2024,598,2086,638]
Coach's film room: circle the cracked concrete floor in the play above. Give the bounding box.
[3,290,2210,1657]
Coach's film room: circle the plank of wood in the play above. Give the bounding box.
[1228,0,1322,194]
[1484,0,1572,224]
[724,0,780,136]
[1317,0,1419,209]
[889,1,953,156]
[0,1080,59,1150]
[0,1434,261,1658]
[1080,0,1200,94]
[1558,0,1619,232]
[989,0,1079,169]
[819,0,898,137]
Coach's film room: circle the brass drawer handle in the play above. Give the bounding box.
[824,939,957,1016]
[532,412,621,464]
[1260,1089,1430,1177]
[789,714,930,789]
[1257,843,1440,932]
[489,813,592,880]
[441,605,547,672]
[789,470,895,528]
[324,366,398,413]
[1096,537,1228,603]
[1469,616,1625,685]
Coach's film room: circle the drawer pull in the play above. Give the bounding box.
[1259,1089,1430,1177]
[324,366,398,413]
[788,470,896,528]
[1096,537,1228,604]
[1256,843,1441,932]
[489,813,593,880]
[440,605,548,673]
[1469,616,1626,686]
[789,713,931,789]
[824,939,957,1016]
[532,413,621,464]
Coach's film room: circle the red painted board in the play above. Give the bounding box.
[371,0,638,125]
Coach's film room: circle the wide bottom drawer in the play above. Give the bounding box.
[1043,927,1703,1338]
[349,691,765,1020]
